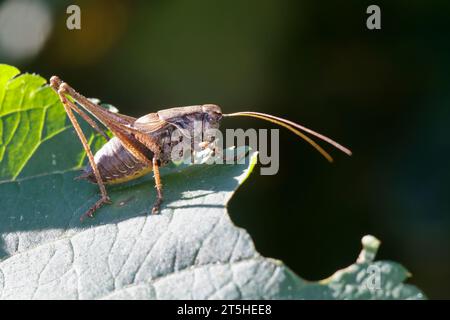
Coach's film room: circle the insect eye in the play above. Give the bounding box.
[206,112,221,123]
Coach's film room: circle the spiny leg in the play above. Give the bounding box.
[51,76,137,126]
[70,103,110,141]
[51,77,162,158]
[51,76,164,217]
[50,77,110,141]
[55,83,111,221]
[152,155,164,214]
[99,122,164,215]
[112,131,163,215]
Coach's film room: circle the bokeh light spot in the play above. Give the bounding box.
[0,0,52,61]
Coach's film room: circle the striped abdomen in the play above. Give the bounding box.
[78,136,154,184]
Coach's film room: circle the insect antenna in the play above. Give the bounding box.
[223,111,352,162]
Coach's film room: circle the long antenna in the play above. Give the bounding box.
[224,111,352,162]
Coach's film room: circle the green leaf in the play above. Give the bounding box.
[0,64,425,299]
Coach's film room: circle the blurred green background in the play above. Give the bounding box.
[1,0,449,298]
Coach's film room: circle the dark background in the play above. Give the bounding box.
[1,0,449,298]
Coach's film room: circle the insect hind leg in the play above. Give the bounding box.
[51,77,112,221]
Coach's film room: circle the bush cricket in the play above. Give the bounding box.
[49,76,351,221]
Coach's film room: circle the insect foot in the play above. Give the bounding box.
[80,196,112,222]
[151,197,163,215]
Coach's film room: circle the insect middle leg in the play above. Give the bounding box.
[109,129,165,215]
[53,83,111,221]
[151,156,163,214]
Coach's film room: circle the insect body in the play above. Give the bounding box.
[49,76,351,221]
[77,136,153,185]
[78,105,222,185]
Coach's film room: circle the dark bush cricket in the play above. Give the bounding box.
[50,76,351,221]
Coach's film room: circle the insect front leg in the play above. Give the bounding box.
[53,82,111,221]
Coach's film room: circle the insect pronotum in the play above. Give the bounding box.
[49,76,351,221]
